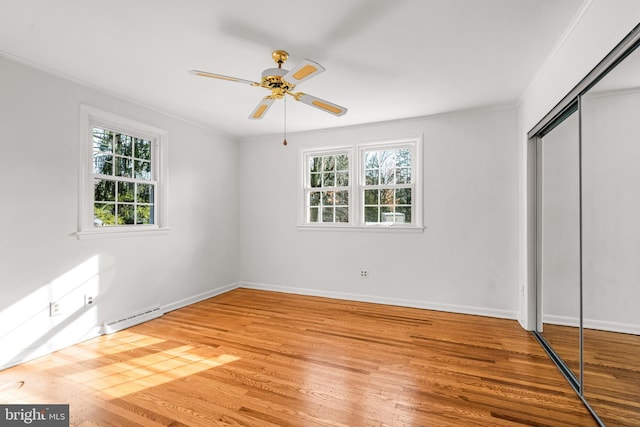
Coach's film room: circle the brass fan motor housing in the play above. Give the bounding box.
[259,52,295,98]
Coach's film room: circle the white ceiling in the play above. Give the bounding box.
[0,0,584,139]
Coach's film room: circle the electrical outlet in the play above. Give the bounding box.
[85,295,94,307]
[50,301,61,316]
[360,268,369,279]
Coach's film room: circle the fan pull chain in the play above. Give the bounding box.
[283,95,288,146]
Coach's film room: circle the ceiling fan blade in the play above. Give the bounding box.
[293,93,347,116]
[188,70,258,85]
[284,59,325,85]
[249,97,275,120]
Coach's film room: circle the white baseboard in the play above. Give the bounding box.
[161,282,240,313]
[542,314,580,328]
[239,281,518,320]
[543,314,640,335]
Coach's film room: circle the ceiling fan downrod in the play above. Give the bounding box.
[272,50,289,68]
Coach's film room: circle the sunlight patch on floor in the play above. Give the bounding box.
[62,333,240,398]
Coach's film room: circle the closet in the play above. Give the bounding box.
[530,24,640,426]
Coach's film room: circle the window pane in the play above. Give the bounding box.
[335,190,348,205]
[134,160,151,180]
[382,210,406,224]
[336,172,349,187]
[364,189,378,205]
[365,152,379,169]
[336,207,348,222]
[395,188,412,205]
[322,207,334,222]
[93,154,113,175]
[336,154,349,171]
[380,167,394,184]
[150,205,155,224]
[115,157,132,177]
[322,191,334,206]
[117,182,135,202]
[365,170,379,185]
[309,191,321,207]
[322,156,335,171]
[136,205,153,224]
[322,172,335,187]
[396,167,411,184]
[381,189,394,204]
[396,206,412,223]
[365,206,378,222]
[93,128,113,153]
[310,173,321,188]
[137,183,154,204]
[117,204,135,224]
[94,179,115,202]
[115,134,133,156]
[134,138,152,160]
[94,203,115,226]
[309,207,319,222]
[309,157,322,173]
[396,148,411,167]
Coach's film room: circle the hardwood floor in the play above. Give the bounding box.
[0,288,601,426]
[541,323,640,426]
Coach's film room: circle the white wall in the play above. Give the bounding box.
[517,0,640,329]
[0,55,241,369]
[238,107,519,318]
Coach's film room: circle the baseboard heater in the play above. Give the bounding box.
[103,305,163,334]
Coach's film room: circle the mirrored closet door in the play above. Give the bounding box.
[532,23,640,426]
[581,43,640,426]
[538,109,581,385]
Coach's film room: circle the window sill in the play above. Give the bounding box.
[297,224,425,233]
[76,227,171,240]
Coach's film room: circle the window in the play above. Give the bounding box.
[300,138,423,230]
[362,145,413,224]
[78,106,168,239]
[305,151,350,223]
[93,128,156,226]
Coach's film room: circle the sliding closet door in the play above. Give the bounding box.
[538,110,581,383]
[581,45,640,424]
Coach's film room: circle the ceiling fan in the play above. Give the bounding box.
[189,50,347,120]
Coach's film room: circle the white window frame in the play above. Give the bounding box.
[77,105,169,239]
[298,136,424,232]
[301,147,354,226]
